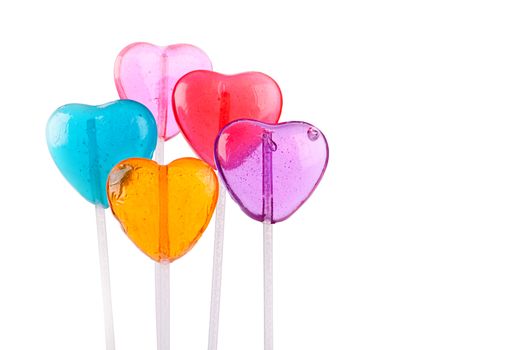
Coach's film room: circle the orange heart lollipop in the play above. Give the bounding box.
[107,157,219,262]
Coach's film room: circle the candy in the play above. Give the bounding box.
[115,42,212,140]
[215,120,329,223]
[46,100,157,207]
[173,71,282,167]
[107,157,219,262]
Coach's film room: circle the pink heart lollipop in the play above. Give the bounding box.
[115,42,212,140]
[215,119,329,223]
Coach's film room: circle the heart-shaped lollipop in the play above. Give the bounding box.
[215,120,329,223]
[107,157,219,262]
[173,71,282,167]
[115,42,212,140]
[46,100,157,207]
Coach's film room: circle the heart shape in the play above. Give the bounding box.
[215,120,329,223]
[115,42,212,140]
[107,157,219,262]
[173,71,282,168]
[46,100,157,207]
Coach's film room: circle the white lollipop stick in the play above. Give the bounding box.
[154,138,170,350]
[95,204,116,350]
[263,220,273,350]
[156,261,170,350]
[262,131,274,350]
[207,84,232,350]
[207,181,227,350]
[87,118,116,350]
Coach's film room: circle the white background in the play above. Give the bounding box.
[1,0,525,349]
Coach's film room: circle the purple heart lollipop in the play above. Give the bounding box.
[214,119,329,223]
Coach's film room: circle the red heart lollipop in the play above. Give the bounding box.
[172,71,282,167]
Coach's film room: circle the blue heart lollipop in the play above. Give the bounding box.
[46,100,157,207]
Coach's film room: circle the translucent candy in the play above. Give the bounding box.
[215,120,329,223]
[46,100,158,208]
[107,157,219,262]
[115,42,212,140]
[173,71,282,168]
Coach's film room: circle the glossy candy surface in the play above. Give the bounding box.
[115,42,212,140]
[215,120,328,223]
[173,71,282,168]
[107,158,219,262]
[46,100,157,207]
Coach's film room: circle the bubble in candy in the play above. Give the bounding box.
[215,120,329,223]
[115,42,212,140]
[46,100,158,207]
[107,158,219,262]
[173,71,282,168]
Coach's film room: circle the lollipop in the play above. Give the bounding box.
[46,100,158,350]
[215,119,329,350]
[173,70,282,350]
[114,42,212,161]
[115,42,212,345]
[107,157,219,350]
[173,70,282,167]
